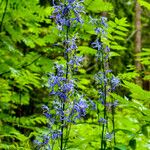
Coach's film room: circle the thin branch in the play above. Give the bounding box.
[0,55,42,76]
[22,55,42,68]
[126,30,137,41]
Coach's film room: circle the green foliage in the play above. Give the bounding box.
[138,0,150,10]
[66,123,100,150]
[139,48,150,66]
[0,0,150,149]
[0,0,54,149]
[85,0,113,13]
[123,81,150,101]
[138,48,150,80]
[108,18,129,52]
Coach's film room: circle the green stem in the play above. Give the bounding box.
[101,49,107,150]
[112,101,116,145]
[60,26,69,150]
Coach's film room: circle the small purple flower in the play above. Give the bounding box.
[95,72,105,84]
[89,99,96,110]
[34,135,50,148]
[49,90,55,95]
[75,56,83,66]
[105,100,118,109]
[56,107,64,115]
[106,46,110,52]
[62,6,70,16]
[74,99,88,117]
[105,132,113,141]
[52,131,61,140]
[42,105,49,112]
[48,73,66,91]
[68,56,83,67]
[43,135,50,145]
[111,76,120,90]
[56,91,67,101]
[101,16,108,27]
[65,19,71,27]
[73,1,85,14]
[98,90,105,104]
[91,39,102,51]
[33,140,42,146]
[53,5,63,14]
[73,16,83,24]
[55,64,64,76]
[49,76,59,88]
[62,83,74,93]
[98,118,107,124]
[70,42,77,50]
[112,100,119,107]
[106,69,112,74]
[66,36,78,52]
[95,27,101,34]
[68,0,76,3]
[43,112,52,119]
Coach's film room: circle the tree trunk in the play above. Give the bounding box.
[135,0,142,86]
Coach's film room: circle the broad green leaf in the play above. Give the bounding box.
[78,46,96,55]
[85,0,113,13]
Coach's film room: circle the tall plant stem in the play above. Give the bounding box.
[60,26,69,150]
[100,50,107,150]
[111,104,116,145]
[60,103,65,150]
[64,123,71,149]
[97,47,103,149]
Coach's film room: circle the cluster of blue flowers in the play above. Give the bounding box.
[90,15,120,149]
[37,65,89,149]
[34,0,91,149]
[51,0,84,30]
[34,1,121,150]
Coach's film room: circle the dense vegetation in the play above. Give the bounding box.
[0,0,150,149]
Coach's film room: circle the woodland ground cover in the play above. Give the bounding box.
[0,0,150,150]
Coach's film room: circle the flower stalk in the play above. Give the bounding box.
[34,0,88,149]
[91,16,120,149]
